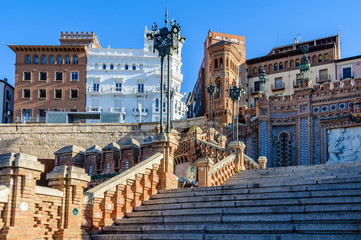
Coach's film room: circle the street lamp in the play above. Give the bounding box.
[206,81,217,124]
[258,67,267,93]
[300,44,311,87]
[147,10,185,134]
[229,85,245,141]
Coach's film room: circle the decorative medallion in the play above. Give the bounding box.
[349,98,361,123]
[20,202,28,211]
[190,167,195,173]
[72,208,79,216]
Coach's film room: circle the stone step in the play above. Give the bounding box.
[92,233,361,240]
[134,196,361,212]
[104,222,361,234]
[126,203,361,218]
[153,181,361,199]
[229,171,361,179]
[144,188,361,206]
[158,176,361,194]
[115,212,361,225]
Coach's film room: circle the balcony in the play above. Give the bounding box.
[293,80,300,88]
[87,87,102,95]
[251,88,260,95]
[86,107,103,112]
[109,107,126,115]
[316,74,331,84]
[16,116,46,123]
[132,108,148,116]
[340,72,354,80]
[133,87,148,96]
[271,82,285,91]
[110,87,125,95]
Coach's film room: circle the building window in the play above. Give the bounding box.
[132,64,136,70]
[6,90,11,100]
[275,77,283,88]
[71,72,79,81]
[23,72,31,81]
[57,56,63,64]
[324,53,329,61]
[115,82,122,91]
[65,56,71,64]
[22,89,31,99]
[214,59,218,69]
[125,64,129,70]
[110,64,114,70]
[70,89,78,99]
[342,67,352,79]
[215,79,221,99]
[274,63,278,71]
[279,62,283,70]
[138,83,144,93]
[22,109,31,121]
[25,55,31,64]
[254,81,260,92]
[89,165,92,176]
[290,60,294,68]
[155,98,159,108]
[319,69,328,81]
[55,72,63,81]
[93,83,99,92]
[38,89,46,99]
[107,162,110,173]
[278,132,291,167]
[318,54,323,63]
[54,89,62,99]
[49,55,54,64]
[219,58,223,68]
[103,64,106,69]
[125,160,129,170]
[41,55,46,64]
[73,56,78,64]
[296,73,301,85]
[295,59,300,67]
[284,61,288,69]
[253,67,257,74]
[39,72,47,81]
[34,55,39,64]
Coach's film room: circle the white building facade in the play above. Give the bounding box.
[86,28,187,123]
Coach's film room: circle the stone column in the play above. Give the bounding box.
[0,153,44,240]
[47,165,90,240]
[196,157,214,187]
[228,141,246,172]
[258,156,267,169]
[152,130,179,190]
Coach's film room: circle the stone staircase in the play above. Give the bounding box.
[92,162,361,240]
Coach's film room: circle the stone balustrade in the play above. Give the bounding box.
[82,152,163,233]
[209,154,237,186]
[197,139,229,163]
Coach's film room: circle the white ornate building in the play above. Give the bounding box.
[86,27,187,123]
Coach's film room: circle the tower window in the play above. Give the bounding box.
[73,56,78,64]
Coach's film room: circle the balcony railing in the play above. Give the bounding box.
[250,88,260,95]
[86,107,103,112]
[87,87,102,94]
[133,87,148,95]
[271,82,285,91]
[340,72,354,80]
[132,108,148,116]
[109,107,126,115]
[316,74,331,83]
[16,116,46,123]
[110,87,125,94]
[293,79,300,87]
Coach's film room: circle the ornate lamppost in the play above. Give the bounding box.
[147,10,185,134]
[258,67,267,93]
[300,44,311,87]
[206,80,217,124]
[229,85,245,141]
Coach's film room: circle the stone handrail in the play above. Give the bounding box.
[197,139,226,151]
[244,154,259,169]
[82,152,163,233]
[210,154,236,186]
[197,139,229,163]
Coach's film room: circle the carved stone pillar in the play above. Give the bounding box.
[196,157,214,187]
[228,141,246,171]
[258,156,267,169]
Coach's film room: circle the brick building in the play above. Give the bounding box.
[188,30,246,124]
[8,32,100,122]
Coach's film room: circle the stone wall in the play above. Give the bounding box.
[0,117,207,159]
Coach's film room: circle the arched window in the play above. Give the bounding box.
[41,55,46,64]
[226,58,229,67]
[279,62,283,70]
[253,67,258,74]
[132,64,136,70]
[274,63,278,71]
[25,55,31,64]
[324,53,329,61]
[284,61,288,69]
[215,79,221,99]
[258,66,262,73]
[49,55,54,64]
[278,132,291,167]
[312,55,316,63]
[290,60,294,68]
[33,55,39,64]
[295,59,300,67]
[65,56,70,64]
[220,58,223,67]
[318,54,323,63]
[57,56,63,64]
[73,56,78,64]
[110,64,114,70]
[268,64,272,72]
[215,59,218,69]
[125,64,129,70]
[103,64,106,69]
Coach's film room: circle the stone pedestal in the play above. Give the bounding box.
[258,156,267,169]
[153,131,179,190]
[228,141,246,171]
[47,165,90,240]
[196,157,214,187]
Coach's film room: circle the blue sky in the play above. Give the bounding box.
[1,0,361,94]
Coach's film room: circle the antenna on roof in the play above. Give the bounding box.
[294,34,301,44]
